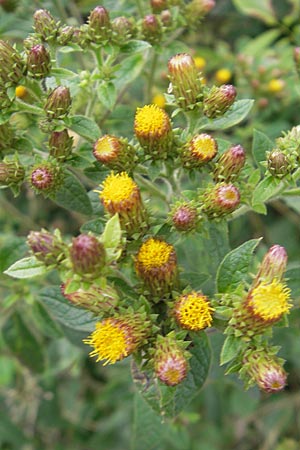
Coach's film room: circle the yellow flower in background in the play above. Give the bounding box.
[268,79,285,93]
[215,68,232,84]
[194,56,206,70]
[152,93,166,108]
[15,85,27,98]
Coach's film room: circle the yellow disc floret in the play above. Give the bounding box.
[175,292,214,331]
[248,279,291,322]
[15,85,27,98]
[137,238,173,270]
[134,104,171,139]
[83,319,128,365]
[191,133,218,161]
[100,172,139,211]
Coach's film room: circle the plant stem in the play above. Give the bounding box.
[135,173,169,204]
[146,51,158,103]
[135,0,144,18]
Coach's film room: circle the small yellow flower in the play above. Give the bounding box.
[215,68,232,84]
[152,93,166,108]
[194,56,206,70]
[247,279,291,323]
[94,135,122,164]
[15,85,27,98]
[182,133,218,168]
[268,79,285,93]
[174,292,214,331]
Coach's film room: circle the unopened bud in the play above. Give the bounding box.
[27,44,51,79]
[254,245,288,286]
[154,336,189,386]
[27,229,65,266]
[160,10,172,26]
[0,40,24,86]
[213,144,246,181]
[182,133,218,168]
[49,129,73,161]
[93,135,136,172]
[151,0,168,13]
[87,6,111,43]
[44,86,72,119]
[244,351,287,393]
[70,234,106,278]
[0,159,25,186]
[170,202,198,232]
[112,17,135,43]
[267,150,290,178]
[57,26,75,46]
[0,0,18,12]
[142,14,162,45]
[201,183,240,218]
[185,0,215,25]
[30,162,62,195]
[203,84,236,118]
[33,9,58,41]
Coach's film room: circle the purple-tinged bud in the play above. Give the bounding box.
[0,160,25,186]
[26,44,51,79]
[33,9,58,42]
[185,0,215,25]
[160,10,172,26]
[23,35,40,51]
[49,129,73,161]
[201,183,240,218]
[151,0,168,13]
[203,84,237,119]
[154,336,189,386]
[112,17,135,43]
[0,40,24,86]
[30,162,62,195]
[57,26,75,46]
[182,133,218,168]
[267,150,290,178]
[254,245,288,286]
[93,134,136,172]
[27,229,65,266]
[168,53,203,109]
[61,279,119,314]
[213,144,246,182]
[69,234,106,278]
[243,351,287,393]
[142,14,162,45]
[0,0,18,12]
[87,6,111,44]
[170,202,198,232]
[44,86,72,119]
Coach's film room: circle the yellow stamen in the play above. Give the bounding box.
[175,292,214,331]
[134,104,171,139]
[248,280,291,322]
[137,238,173,270]
[191,134,217,161]
[99,172,138,206]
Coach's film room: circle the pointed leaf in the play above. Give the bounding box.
[232,0,277,25]
[51,171,93,215]
[252,129,274,167]
[97,81,117,111]
[65,115,101,142]
[220,335,244,365]
[4,256,47,279]
[200,100,254,131]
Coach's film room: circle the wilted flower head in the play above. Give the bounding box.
[154,336,188,386]
[174,291,214,331]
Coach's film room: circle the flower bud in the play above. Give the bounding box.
[0,40,24,86]
[174,291,214,330]
[44,86,72,119]
[135,237,178,296]
[30,162,62,195]
[154,336,189,386]
[243,351,287,393]
[112,17,135,43]
[23,35,40,51]
[184,0,215,25]
[160,10,172,26]
[61,280,119,314]
[141,14,162,45]
[181,133,218,168]
[253,245,288,288]
[170,202,198,232]
[168,53,203,109]
[87,6,112,44]
[267,150,290,178]
[203,84,236,119]
[0,0,18,12]
[83,314,151,365]
[49,129,73,161]
[69,233,106,278]
[27,229,65,266]
[0,159,25,186]
[93,135,136,172]
[134,104,173,159]
[33,9,58,41]
[151,0,168,13]
[201,183,240,218]
[26,44,51,79]
[213,144,246,182]
[99,172,148,235]
[57,26,75,46]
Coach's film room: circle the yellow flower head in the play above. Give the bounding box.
[174,292,214,331]
[215,68,232,84]
[83,318,131,365]
[152,93,166,109]
[135,238,177,294]
[268,79,285,94]
[190,133,218,163]
[93,135,122,164]
[15,85,27,98]
[247,279,291,323]
[194,56,206,70]
[99,172,140,214]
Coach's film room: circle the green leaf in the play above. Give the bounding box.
[0,235,27,272]
[200,100,254,131]
[2,312,45,373]
[115,53,147,88]
[135,333,211,418]
[101,213,122,261]
[220,335,244,365]
[121,40,152,54]
[4,256,47,279]
[232,0,277,25]
[216,239,262,293]
[97,81,117,111]
[286,267,300,300]
[252,129,273,167]
[252,175,282,211]
[242,30,281,57]
[65,115,101,142]
[39,286,97,332]
[51,170,93,215]
[80,218,104,234]
[284,0,300,25]
[32,302,63,338]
